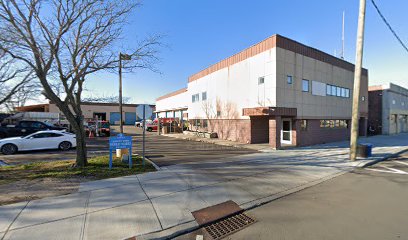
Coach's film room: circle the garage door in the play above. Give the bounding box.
[110,112,121,125]
[125,112,137,125]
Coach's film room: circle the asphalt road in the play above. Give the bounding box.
[120,126,257,167]
[175,152,408,240]
[0,126,256,166]
[226,152,408,240]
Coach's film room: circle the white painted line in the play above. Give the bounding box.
[382,166,408,175]
[393,160,408,166]
[366,166,408,175]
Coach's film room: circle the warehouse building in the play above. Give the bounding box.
[368,83,408,135]
[15,102,155,125]
[156,88,188,120]
[156,34,369,148]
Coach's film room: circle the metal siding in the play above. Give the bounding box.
[125,112,137,125]
[109,112,121,125]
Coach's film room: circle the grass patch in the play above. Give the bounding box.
[0,155,155,185]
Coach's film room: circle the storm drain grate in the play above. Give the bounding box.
[204,212,256,240]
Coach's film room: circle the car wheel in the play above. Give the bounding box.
[59,141,72,151]
[1,144,18,155]
[147,127,152,132]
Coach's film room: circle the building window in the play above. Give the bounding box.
[300,120,307,131]
[287,75,293,84]
[326,85,332,95]
[331,85,336,96]
[345,88,350,98]
[192,93,200,103]
[217,111,221,117]
[258,77,265,85]
[202,92,207,101]
[302,79,309,92]
[341,88,346,97]
[336,87,341,97]
[392,100,396,104]
[202,119,208,128]
[361,96,366,102]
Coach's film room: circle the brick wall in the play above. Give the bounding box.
[368,90,383,135]
[250,116,269,143]
[190,119,251,143]
[297,119,350,146]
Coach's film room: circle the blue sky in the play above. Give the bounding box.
[84,0,408,104]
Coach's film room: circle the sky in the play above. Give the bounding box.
[83,0,408,104]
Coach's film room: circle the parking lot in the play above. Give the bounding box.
[0,126,257,167]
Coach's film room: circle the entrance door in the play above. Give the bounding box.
[281,119,292,144]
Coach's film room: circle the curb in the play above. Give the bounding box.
[135,147,408,239]
[144,157,162,171]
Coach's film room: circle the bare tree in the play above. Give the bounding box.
[201,99,216,132]
[0,52,33,107]
[0,0,161,167]
[83,94,131,104]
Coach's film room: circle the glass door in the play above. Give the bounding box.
[281,119,292,144]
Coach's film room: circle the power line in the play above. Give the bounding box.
[370,0,408,53]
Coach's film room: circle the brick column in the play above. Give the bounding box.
[292,119,299,146]
[269,116,281,149]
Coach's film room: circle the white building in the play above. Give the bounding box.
[156,34,369,148]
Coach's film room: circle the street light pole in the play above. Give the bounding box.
[350,0,367,160]
[119,53,123,134]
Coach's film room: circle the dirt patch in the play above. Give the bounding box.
[0,177,87,205]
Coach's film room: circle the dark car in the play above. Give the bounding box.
[0,120,65,139]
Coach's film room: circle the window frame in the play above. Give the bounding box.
[287,75,293,84]
[258,76,265,85]
[302,79,309,92]
[202,92,207,101]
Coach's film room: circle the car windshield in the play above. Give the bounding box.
[43,122,56,127]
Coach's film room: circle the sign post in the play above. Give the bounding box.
[109,134,133,170]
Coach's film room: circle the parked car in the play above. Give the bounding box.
[135,121,142,127]
[0,120,65,139]
[0,130,76,155]
[145,121,158,132]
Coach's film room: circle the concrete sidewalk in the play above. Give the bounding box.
[1,134,407,240]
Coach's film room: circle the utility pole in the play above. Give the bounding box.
[350,0,366,160]
[142,104,146,167]
[119,53,123,134]
[118,53,131,134]
[341,11,345,59]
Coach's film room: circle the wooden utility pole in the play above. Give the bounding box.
[350,0,367,160]
[119,53,123,134]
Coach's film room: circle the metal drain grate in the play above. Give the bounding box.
[204,212,256,240]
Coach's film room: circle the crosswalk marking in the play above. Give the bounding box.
[366,166,408,175]
[393,160,408,166]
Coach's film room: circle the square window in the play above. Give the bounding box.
[341,88,346,97]
[287,75,293,84]
[202,92,207,101]
[258,77,265,85]
[362,96,366,102]
[301,120,307,131]
[336,87,341,97]
[302,79,309,92]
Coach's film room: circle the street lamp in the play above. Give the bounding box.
[119,53,132,134]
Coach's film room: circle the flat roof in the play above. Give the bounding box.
[189,34,368,82]
[16,102,155,112]
[156,87,187,101]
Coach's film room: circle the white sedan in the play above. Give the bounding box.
[0,130,76,155]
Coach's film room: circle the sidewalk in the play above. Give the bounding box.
[1,133,407,240]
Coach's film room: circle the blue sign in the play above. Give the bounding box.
[109,134,133,169]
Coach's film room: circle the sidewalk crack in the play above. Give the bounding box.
[136,175,164,230]
[1,201,30,240]
[79,191,91,240]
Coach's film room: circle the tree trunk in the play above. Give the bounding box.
[73,118,88,167]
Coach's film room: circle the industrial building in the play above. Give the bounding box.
[15,102,155,125]
[156,34,369,148]
[368,83,408,135]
